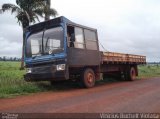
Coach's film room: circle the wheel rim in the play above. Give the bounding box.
[87,72,94,84]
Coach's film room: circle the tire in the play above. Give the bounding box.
[81,68,95,88]
[128,67,136,81]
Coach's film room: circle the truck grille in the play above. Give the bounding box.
[32,65,56,73]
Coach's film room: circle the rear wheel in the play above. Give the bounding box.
[128,67,136,81]
[81,68,95,88]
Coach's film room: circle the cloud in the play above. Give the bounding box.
[0,0,160,62]
[50,0,160,62]
[0,8,22,57]
[0,36,21,57]
[0,24,22,43]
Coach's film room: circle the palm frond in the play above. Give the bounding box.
[1,0,58,28]
[31,1,46,10]
[2,4,17,11]
[16,11,29,28]
[46,8,58,17]
[11,6,21,14]
[33,8,44,18]
[1,3,21,14]
[32,14,40,22]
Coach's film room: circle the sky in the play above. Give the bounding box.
[0,0,160,62]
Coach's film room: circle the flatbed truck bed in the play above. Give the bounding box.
[102,52,146,64]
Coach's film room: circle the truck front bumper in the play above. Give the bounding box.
[24,71,66,81]
[24,65,67,81]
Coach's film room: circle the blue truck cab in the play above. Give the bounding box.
[24,16,100,87]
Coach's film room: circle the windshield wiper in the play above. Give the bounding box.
[32,55,38,59]
[41,29,45,55]
[44,37,50,54]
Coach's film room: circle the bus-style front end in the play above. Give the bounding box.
[24,17,69,81]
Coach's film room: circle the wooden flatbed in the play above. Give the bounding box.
[101,52,146,64]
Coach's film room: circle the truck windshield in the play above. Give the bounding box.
[26,26,64,58]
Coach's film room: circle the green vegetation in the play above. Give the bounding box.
[0,62,160,98]
[0,62,53,98]
[138,64,160,78]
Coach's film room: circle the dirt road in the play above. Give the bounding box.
[0,78,160,114]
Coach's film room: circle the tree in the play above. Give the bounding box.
[0,0,58,69]
[44,0,51,20]
[3,56,6,61]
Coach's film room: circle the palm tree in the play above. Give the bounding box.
[0,0,58,69]
[44,0,51,20]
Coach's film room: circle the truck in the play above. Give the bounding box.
[24,16,146,88]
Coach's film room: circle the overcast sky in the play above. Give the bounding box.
[0,0,160,62]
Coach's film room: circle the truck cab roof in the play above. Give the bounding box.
[27,16,97,33]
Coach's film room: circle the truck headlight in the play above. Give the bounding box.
[56,64,65,71]
[26,68,32,73]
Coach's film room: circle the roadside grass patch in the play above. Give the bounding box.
[0,62,54,98]
[0,62,160,98]
[138,64,160,78]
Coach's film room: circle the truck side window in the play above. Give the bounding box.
[70,33,75,47]
[84,29,98,50]
[67,26,75,47]
[74,27,85,49]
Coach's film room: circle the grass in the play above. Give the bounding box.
[0,61,160,98]
[0,62,55,98]
[138,64,160,78]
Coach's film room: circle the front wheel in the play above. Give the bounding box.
[81,68,95,88]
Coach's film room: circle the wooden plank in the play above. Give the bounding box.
[102,52,146,64]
